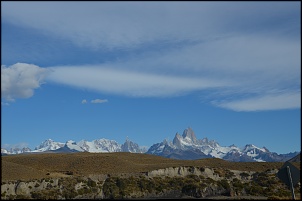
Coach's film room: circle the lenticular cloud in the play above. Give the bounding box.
[46,65,231,98]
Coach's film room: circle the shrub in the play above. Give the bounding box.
[182,183,199,196]
[199,175,205,180]
[232,179,244,190]
[31,191,43,199]
[225,171,235,179]
[16,194,31,199]
[245,182,264,196]
[103,177,121,199]
[205,177,214,184]
[77,188,85,195]
[240,172,250,178]
[185,174,200,182]
[217,179,230,190]
[66,171,73,175]
[115,177,125,189]
[87,179,96,187]
[138,178,149,191]
[188,166,195,173]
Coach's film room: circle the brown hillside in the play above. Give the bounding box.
[1,152,299,181]
[288,153,300,162]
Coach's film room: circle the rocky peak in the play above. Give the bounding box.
[242,144,257,152]
[263,146,270,152]
[35,139,64,151]
[35,139,54,150]
[199,137,209,146]
[22,147,32,152]
[182,127,197,143]
[121,138,142,153]
[172,132,182,146]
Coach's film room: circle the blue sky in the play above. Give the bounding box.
[1,1,301,154]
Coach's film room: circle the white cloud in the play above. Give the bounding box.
[91,99,108,104]
[2,2,298,50]
[81,99,87,104]
[1,63,51,101]
[213,91,301,112]
[46,65,233,97]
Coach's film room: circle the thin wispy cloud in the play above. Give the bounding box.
[81,99,87,104]
[46,65,233,98]
[2,2,299,50]
[1,102,10,106]
[212,92,301,112]
[91,99,108,104]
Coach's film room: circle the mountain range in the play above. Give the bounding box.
[1,127,299,162]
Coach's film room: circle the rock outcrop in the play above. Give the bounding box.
[1,166,298,199]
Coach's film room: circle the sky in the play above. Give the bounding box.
[1,1,301,154]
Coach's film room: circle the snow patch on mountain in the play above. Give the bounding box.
[32,139,64,152]
[65,140,85,152]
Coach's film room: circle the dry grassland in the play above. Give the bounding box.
[1,152,300,181]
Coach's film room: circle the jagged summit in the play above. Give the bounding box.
[35,139,53,150]
[172,133,183,149]
[146,127,298,162]
[34,139,64,152]
[182,127,197,143]
[121,138,143,153]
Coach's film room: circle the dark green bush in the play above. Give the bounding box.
[182,183,199,196]
[217,179,230,190]
[240,172,250,178]
[87,179,96,187]
[199,167,205,172]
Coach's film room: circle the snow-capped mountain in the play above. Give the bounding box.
[1,137,145,155]
[121,138,143,153]
[77,139,122,153]
[32,139,65,152]
[1,127,299,162]
[146,127,299,162]
[65,140,86,152]
[1,147,32,155]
